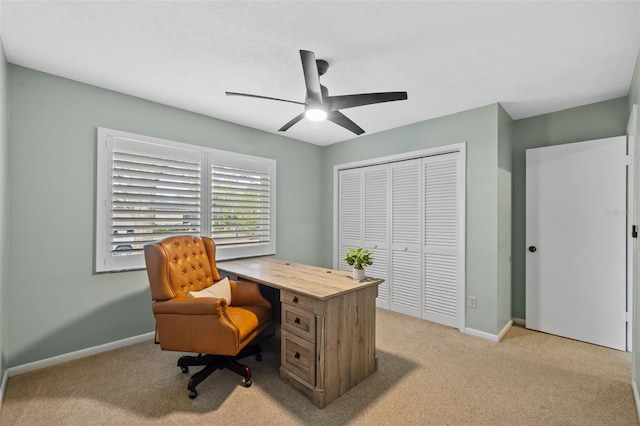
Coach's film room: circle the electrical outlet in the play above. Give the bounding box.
[469,296,477,309]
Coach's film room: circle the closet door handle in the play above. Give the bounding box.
[294,352,300,359]
[294,317,300,324]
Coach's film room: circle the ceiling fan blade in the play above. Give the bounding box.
[327,111,365,135]
[325,92,408,111]
[226,92,304,106]
[278,113,305,132]
[300,50,323,105]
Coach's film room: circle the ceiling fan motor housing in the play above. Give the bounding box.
[316,59,329,76]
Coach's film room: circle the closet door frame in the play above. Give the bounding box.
[333,143,466,331]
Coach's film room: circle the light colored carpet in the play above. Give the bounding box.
[0,308,637,425]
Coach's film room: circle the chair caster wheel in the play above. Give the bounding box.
[242,378,252,388]
[180,366,189,374]
[255,353,262,361]
[189,390,198,399]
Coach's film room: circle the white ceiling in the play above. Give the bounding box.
[1,1,639,146]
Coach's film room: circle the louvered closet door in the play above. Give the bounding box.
[423,153,460,328]
[338,169,362,271]
[390,159,423,318]
[363,165,389,308]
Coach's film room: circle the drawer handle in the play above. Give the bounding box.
[293,296,299,303]
[294,352,300,359]
[294,317,301,324]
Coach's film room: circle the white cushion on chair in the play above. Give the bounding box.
[187,277,232,304]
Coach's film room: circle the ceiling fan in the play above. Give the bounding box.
[226,50,408,135]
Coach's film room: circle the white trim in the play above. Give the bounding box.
[513,317,526,327]
[465,319,513,342]
[633,379,640,423]
[627,104,637,353]
[630,105,639,422]
[457,144,467,332]
[98,127,273,164]
[6,332,154,377]
[464,327,500,342]
[0,368,7,410]
[497,319,514,342]
[333,143,465,173]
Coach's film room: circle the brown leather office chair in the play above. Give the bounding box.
[144,235,272,399]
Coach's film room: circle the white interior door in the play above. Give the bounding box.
[389,159,422,318]
[423,153,460,328]
[338,169,362,271]
[526,136,627,350]
[363,165,390,308]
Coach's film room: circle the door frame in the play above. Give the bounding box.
[628,104,637,352]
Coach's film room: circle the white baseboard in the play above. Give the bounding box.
[0,368,8,411]
[465,319,514,343]
[513,317,526,326]
[464,327,499,342]
[6,331,155,378]
[497,319,514,342]
[633,379,640,422]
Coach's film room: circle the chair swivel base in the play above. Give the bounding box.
[177,344,263,399]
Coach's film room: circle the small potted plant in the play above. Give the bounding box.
[344,248,373,281]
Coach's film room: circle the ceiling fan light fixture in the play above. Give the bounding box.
[305,107,327,121]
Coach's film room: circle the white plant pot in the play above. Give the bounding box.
[352,268,365,281]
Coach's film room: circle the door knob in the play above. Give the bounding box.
[528,246,537,253]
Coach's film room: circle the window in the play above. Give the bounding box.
[96,128,276,272]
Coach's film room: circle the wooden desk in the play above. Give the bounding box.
[218,257,383,408]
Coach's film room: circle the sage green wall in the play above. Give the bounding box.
[497,105,513,332]
[4,61,632,368]
[0,35,8,380]
[6,65,323,366]
[511,96,630,320]
[321,104,505,335]
[628,48,640,403]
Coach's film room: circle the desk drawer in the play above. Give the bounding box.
[281,290,314,311]
[281,330,315,386]
[282,303,316,342]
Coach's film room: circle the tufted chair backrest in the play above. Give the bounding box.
[144,235,222,301]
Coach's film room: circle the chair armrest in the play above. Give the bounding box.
[152,297,242,354]
[152,297,226,316]
[230,279,272,309]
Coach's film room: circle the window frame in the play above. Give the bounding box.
[96,127,276,273]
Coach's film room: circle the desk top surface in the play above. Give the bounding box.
[218,257,383,300]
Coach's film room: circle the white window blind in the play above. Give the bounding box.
[211,164,271,246]
[96,128,276,272]
[111,146,202,251]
